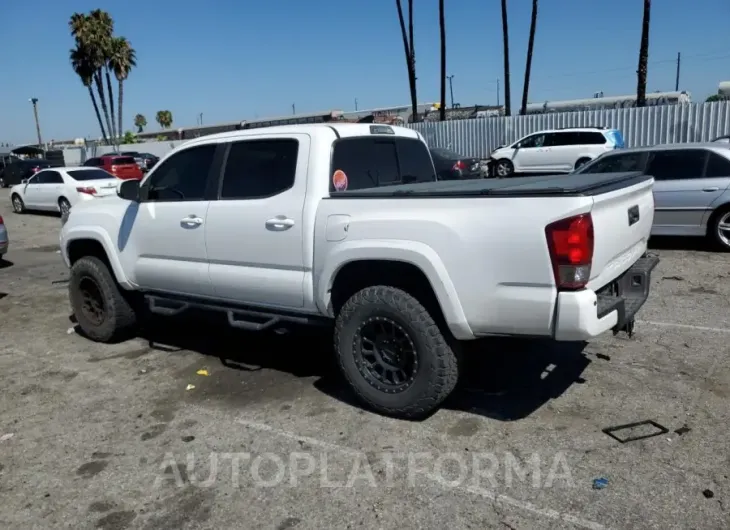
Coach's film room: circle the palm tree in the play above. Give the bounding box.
[395,0,419,122]
[500,0,511,116]
[520,0,538,115]
[636,0,651,107]
[439,0,446,121]
[70,45,109,144]
[134,114,147,133]
[156,110,173,129]
[109,37,136,140]
[88,10,117,142]
[69,11,115,144]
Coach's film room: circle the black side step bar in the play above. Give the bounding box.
[144,294,324,331]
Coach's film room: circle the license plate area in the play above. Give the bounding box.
[596,254,659,327]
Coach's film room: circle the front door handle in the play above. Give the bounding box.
[703,187,720,192]
[266,216,295,231]
[180,216,203,227]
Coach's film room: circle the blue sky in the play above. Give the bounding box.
[1,0,729,144]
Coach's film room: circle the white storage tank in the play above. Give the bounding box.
[719,81,730,97]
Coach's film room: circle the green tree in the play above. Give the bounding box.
[706,94,725,102]
[156,110,173,129]
[109,37,136,143]
[636,0,651,107]
[134,113,147,133]
[520,0,538,115]
[70,44,108,144]
[122,131,137,144]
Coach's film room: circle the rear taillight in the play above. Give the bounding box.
[76,187,96,195]
[32,166,41,173]
[545,213,594,290]
[452,160,467,171]
[0,214,4,224]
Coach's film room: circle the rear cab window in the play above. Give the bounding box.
[330,136,436,193]
[111,157,136,165]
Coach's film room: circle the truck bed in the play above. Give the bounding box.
[331,171,650,198]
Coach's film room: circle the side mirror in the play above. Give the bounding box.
[117,179,140,201]
[21,178,28,184]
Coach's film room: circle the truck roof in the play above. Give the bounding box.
[181,123,422,148]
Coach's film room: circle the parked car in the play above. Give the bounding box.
[121,151,159,172]
[711,135,730,143]
[0,158,54,187]
[83,155,143,180]
[489,126,625,177]
[60,123,658,419]
[429,147,482,180]
[0,214,8,260]
[10,167,120,217]
[575,143,730,250]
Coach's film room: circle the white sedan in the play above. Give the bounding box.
[10,167,120,216]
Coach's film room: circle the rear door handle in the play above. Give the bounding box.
[703,187,720,192]
[180,216,203,227]
[266,216,295,231]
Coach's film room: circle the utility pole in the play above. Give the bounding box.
[292,103,296,115]
[447,75,455,108]
[675,52,681,91]
[29,98,42,147]
[355,98,358,111]
[496,79,500,107]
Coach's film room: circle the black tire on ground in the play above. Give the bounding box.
[334,285,459,419]
[707,206,730,252]
[58,197,71,217]
[11,194,25,214]
[574,157,592,170]
[494,159,514,177]
[69,256,138,342]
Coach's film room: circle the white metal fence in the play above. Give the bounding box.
[60,101,730,164]
[407,101,730,158]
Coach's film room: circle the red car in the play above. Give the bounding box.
[83,155,143,180]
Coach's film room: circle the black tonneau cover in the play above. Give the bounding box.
[332,172,651,198]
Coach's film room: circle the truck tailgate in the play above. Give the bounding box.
[587,177,654,291]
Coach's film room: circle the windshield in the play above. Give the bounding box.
[67,169,115,181]
[431,148,463,159]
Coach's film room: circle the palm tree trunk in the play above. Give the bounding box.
[117,80,124,143]
[520,0,538,115]
[407,0,418,122]
[105,68,117,145]
[88,85,109,144]
[500,0,512,116]
[636,0,651,107]
[396,0,419,123]
[439,0,446,121]
[94,70,114,145]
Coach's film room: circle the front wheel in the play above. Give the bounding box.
[494,159,514,177]
[69,256,138,342]
[11,194,25,214]
[334,286,459,419]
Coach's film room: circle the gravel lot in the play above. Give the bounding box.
[0,189,728,529]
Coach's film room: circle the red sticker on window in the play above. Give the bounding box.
[333,169,348,191]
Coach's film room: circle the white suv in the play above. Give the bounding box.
[489,127,625,177]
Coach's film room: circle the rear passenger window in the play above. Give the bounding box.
[395,138,437,183]
[578,132,608,145]
[705,151,730,177]
[646,150,707,180]
[330,138,399,192]
[221,139,298,199]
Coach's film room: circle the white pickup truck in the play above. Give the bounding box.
[60,123,659,418]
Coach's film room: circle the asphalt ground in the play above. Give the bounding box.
[0,189,728,530]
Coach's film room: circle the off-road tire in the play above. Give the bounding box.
[69,256,138,343]
[334,285,459,419]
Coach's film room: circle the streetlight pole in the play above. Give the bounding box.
[29,98,43,147]
[447,75,455,108]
